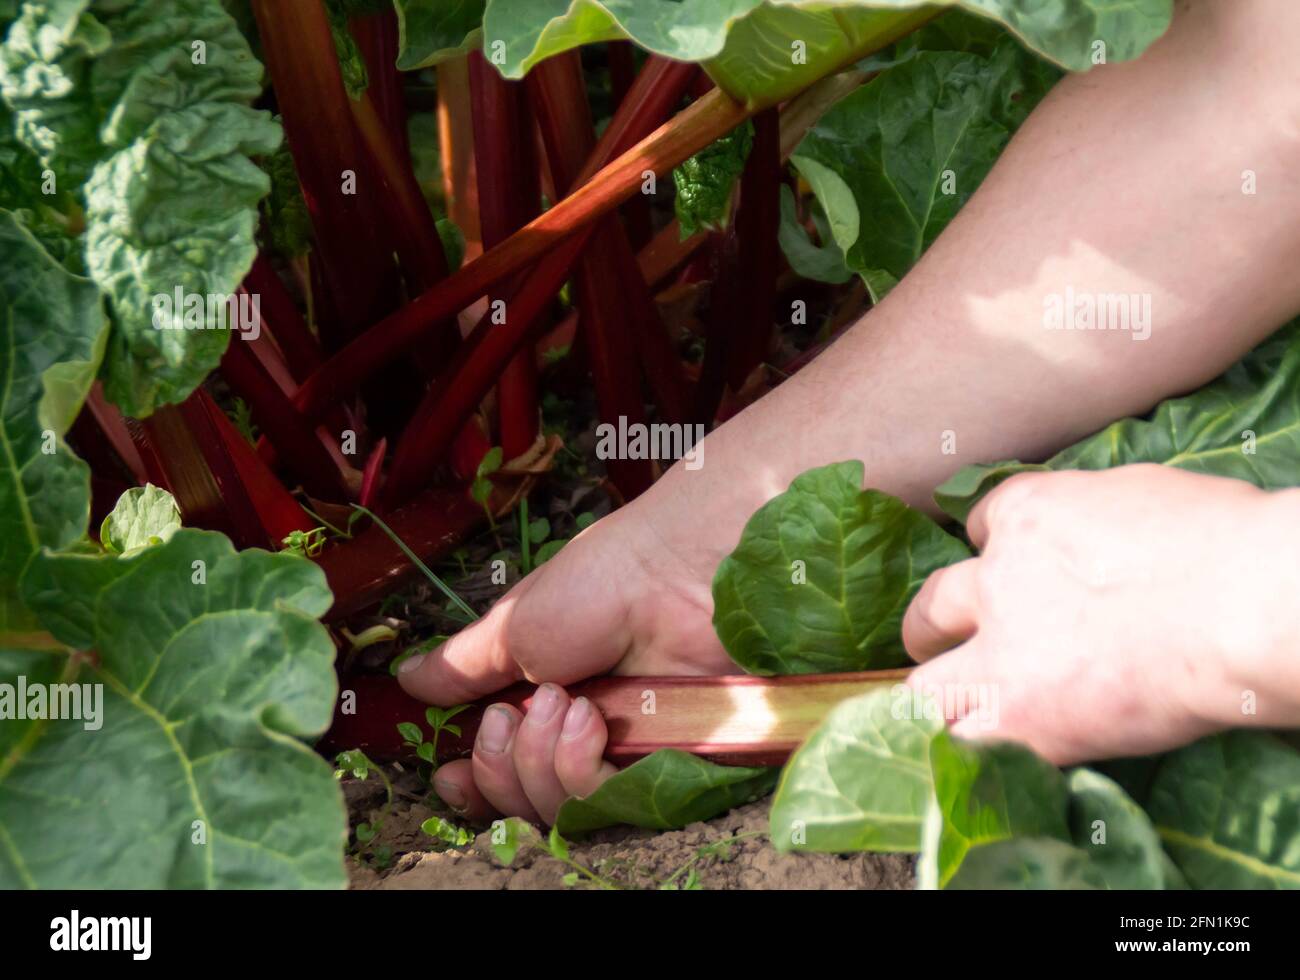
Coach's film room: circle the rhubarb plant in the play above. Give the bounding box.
[0,211,344,887]
[1,0,1189,886]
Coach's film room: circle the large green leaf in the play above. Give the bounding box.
[769,686,941,853]
[1067,767,1183,889]
[394,0,485,70]
[793,37,1059,298]
[3,529,346,888]
[0,0,281,416]
[0,210,107,632]
[1143,732,1300,889]
[925,733,1070,888]
[554,749,777,834]
[935,321,1300,523]
[944,836,1105,889]
[479,1,1170,107]
[712,461,970,675]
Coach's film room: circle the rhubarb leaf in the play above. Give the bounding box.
[481,1,1170,106]
[99,484,182,556]
[777,184,852,285]
[394,0,485,71]
[4,529,345,888]
[770,686,942,853]
[672,120,752,239]
[925,733,1071,888]
[935,320,1300,523]
[944,837,1105,889]
[793,38,1059,298]
[0,210,107,632]
[554,749,777,834]
[1141,732,1300,889]
[1066,767,1184,890]
[1,0,282,416]
[712,461,970,675]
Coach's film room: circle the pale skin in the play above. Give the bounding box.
[398,0,1300,823]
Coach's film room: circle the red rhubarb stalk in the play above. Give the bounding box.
[469,51,541,460]
[242,256,322,382]
[378,60,702,503]
[528,52,655,495]
[294,71,738,421]
[249,0,400,351]
[141,391,312,550]
[321,670,912,767]
[219,336,352,500]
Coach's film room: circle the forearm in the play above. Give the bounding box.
[640,0,1300,578]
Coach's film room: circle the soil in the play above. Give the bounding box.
[343,766,914,891]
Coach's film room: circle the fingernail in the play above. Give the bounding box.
[398,652,425,674]
[527,684,562,725]
[562,697,591,740]
[434,777,466,812]
[478,706,513,754]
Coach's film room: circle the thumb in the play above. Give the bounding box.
[397,591,526,705]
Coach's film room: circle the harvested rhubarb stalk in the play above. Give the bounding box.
[321,670,910,767]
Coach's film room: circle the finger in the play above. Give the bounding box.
[397,595,526,705]
[554,697,618,799]
[470,703,541,822]
[902,559,982,663]
[430,759,496,824]
[511,684,574,824]
[965,471,1044,551]
[906,637,996,727]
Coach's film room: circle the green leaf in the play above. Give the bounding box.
[672,120,752,239]
[390,633,446,675]
[436,216,465,271]
[396,721,423,745]
[534,539,566,565]
[1,0,283,416]
[421,815,473,846]
[0,210,107,632]
[480,1,1171,107]
[476,446,503,477]
[776,184,852,285]
[325,0,370,99]
[793,39,1059,297]
[527,516,551,544]
[1143,732,1300,889]
[554,749,778,834]
[416,742,435,763]
[926,733,1070,888]
[1067,767,1183,890]
[335,748,375,781]
[99,484,182,556]
[4,529,345,888]
[944,837,1106,889]
[712,461,970,675]
[489,815,536,865]
[259,134,313,259]
[935,320,1300,523]
[769,686,942,853]
[546,825,569,860]
[394,0,484,71]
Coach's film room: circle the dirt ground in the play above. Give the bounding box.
[343,767,914,890]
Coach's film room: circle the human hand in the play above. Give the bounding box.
[903,465,1300,765]
[396,501,736,823]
